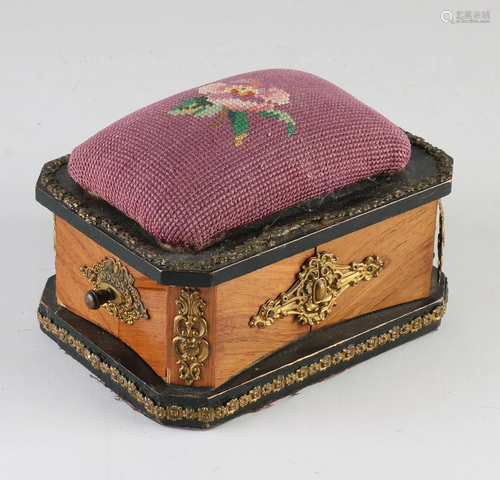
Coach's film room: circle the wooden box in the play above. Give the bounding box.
[36,71,453,428]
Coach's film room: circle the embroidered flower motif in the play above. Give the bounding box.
[169,79,296,147]
[198,80,290,112]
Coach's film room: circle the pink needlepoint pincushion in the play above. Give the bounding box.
[68,69,411,250]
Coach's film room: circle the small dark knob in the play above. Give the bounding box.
[84,288,115,310]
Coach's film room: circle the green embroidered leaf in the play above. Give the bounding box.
[193,103,224,118]
[258,109,296,136]
[183,96,213,107]
[169,96,213,115]
[228,110,249,136]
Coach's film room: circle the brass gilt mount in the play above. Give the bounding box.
[249,253,384,329]
[173,288,209,386]
[80,257,148,325]
[437,199,445,282]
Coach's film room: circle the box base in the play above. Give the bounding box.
[38,271,447,429]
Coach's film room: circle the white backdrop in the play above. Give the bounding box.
[0,1,499,479]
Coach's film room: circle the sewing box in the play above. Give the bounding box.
[36,69,453,428]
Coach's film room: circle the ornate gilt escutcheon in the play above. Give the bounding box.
[172,288,209,386]
[249,253,384,329]
[80,257,149,325]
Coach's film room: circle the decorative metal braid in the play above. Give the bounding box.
[38,301,446,425]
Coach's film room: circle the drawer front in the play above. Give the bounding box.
[54,216,169,378]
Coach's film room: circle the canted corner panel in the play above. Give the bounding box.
[54,216,168,377]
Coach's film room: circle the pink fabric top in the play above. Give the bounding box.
[68,69,411,250]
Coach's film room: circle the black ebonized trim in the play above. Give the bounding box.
[38,271,447,429]
[36,134,453,286]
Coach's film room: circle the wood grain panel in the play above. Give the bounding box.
[54,201,437,388]
[117,278,168,378]
[311,201,437,330]
[54,216,168,377]
[214,249,315,386]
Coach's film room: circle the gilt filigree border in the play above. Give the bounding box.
[38,133,453,272]
[38,302,446,425]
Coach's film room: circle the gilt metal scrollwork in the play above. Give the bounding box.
[249,253,384,329]
[80,257,149,325]
[172,288,209,386]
